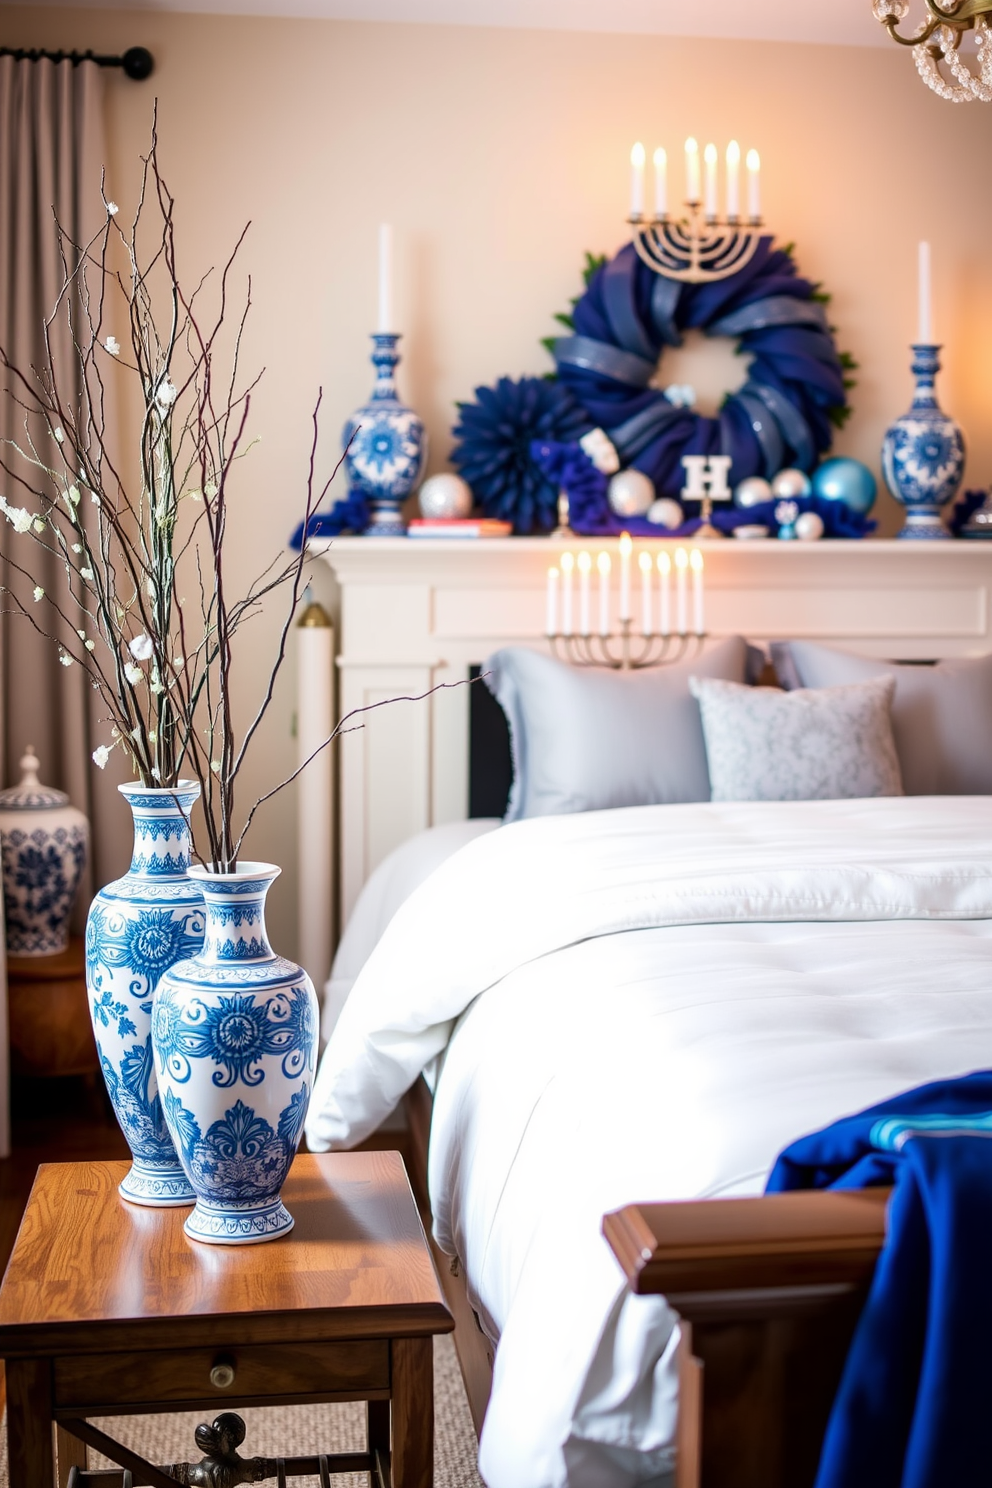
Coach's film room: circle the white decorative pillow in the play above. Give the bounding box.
[689,675,903,802]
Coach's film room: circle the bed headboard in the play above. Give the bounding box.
[307,535,992,937]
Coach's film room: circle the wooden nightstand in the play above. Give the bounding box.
[0,1151,453,1486]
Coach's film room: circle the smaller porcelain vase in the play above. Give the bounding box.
[153,863,318,1245]
[342,332,427,536]
[87,782,204,1206]
[0,748,89,955]
[882,344,965,540]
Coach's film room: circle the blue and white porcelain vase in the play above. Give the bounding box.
[882,344,965,540]
[86,782,204,1206]
[152,863,318,1245]
[342,332,427,536]
[0,748,88,955]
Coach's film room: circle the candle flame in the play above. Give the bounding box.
[638,551,652,573]
[657,551,671,574]
[631,141,646,168]
[690,548,704,572]
[598,551,611,574]
[726,140,741,166]
[548,566,559,578]
[653,146,666,168]
[675,546,689,570]
[746,149,760,172]
[619,531,633,556]
[704,143,717,165]
[685,137,698,156]
[560,551,575,572]
[577,550,592,573]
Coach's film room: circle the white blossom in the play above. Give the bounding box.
[84,639,95,652]
[151,767,161,781]
[53,427,64,443]
[92,745,110,769]
[0,498,34,534]
[59,652,73,667]
[32,519,44,534]
[210,760,221,773]
[148,729,157,743]
[204,481,218,499]
[124,663,143,685]
[129,634,154,661]
[32,586,44,602]
[173,655,184,670]
[105,200,119,216]
[80,568,94,581]
[67,485,81,506]
[104,335,121,357]
[154,378,178,410]
[72,544,83,555]
[77,630,86,641]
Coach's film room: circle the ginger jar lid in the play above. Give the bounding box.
[0,747,70,810]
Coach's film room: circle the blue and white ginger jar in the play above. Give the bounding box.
[86,782,204,1206]
[882,344,965,540]
[0,748,88,955]
[343,332,427,536]
[153,862,318,1245]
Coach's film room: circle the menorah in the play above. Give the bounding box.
[628,138,763,285]
[546,538,707,670]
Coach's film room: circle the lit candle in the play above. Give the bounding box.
[377,222,393,334]
[630,142,646,219]
[726,140,741,220]
[619,532,632,621]
[658,551,671,636]
[746,150,761,223]
[578,550,592,636]
[653,147,667,219]
[597,551,611,635]
[546,566,559,637]
[639,551,653,635]
[918,240,933,344]
[685,137,701,205]
[703,143,718,220]
[560,551,574,636]
[675,546,689,635]
[690,548,704,636]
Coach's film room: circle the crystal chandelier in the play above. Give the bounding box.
[874,0,992,101]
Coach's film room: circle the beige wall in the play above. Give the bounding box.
[4,4,992,956]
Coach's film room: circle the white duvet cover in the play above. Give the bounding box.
[306,798,992,1488]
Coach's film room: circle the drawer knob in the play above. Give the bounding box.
[210,1358,236,1389]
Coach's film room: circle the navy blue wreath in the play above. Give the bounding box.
[450,376,591,534]
[553,240,852,500]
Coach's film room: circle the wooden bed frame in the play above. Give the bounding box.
[405,1075,889,1486]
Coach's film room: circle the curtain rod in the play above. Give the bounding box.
[0,46,154,80]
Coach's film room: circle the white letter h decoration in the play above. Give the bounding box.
[680,454,733,502]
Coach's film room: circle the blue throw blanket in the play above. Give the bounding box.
[766,1071,992,1488]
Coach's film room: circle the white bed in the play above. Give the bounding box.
[306,796,992,1488]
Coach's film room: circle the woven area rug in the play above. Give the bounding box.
[0,1334,483,1487]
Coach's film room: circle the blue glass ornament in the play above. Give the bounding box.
[812,457,877,517]
[343,334,427,537]
[882,345,964,540]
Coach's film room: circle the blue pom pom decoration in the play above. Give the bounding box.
[451,376,591,534]
[811,457,877,517]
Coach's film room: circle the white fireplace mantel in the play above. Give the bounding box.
[310,536,992,925]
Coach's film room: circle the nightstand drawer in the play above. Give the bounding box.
[54,1339,390,1409]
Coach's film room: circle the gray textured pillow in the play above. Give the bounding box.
[484,637,749,822]
[689,675,903,802]
[770,641,992,795]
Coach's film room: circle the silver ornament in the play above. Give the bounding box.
[646,498,684,530]
[734,476,772,508]
[770,468,812,500]
[418,472,473,520]
[608,468,655,517]
[795,510,825,542]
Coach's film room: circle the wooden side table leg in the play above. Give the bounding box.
[6,1357,55,1486]
[56,1423,87,1488]
[367,1398,390,1487]
[390,1336,434,1488]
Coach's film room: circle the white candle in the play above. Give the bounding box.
[597,552,611,635]
[297,612,335,989]
[577,551,592,636]
[703,143,718,220]
[658,551,671,636]
[546,566,559,637]
[653,147,667,219]
[630,142,646,219]
[690,548,704,636]
[377,223,394,334]
[726,140,741,220]
[746,150,761,223]
[675,546,689,635]
[685,137,701,205]
[639,551,653,635]
[618,532,632,621]
[561,551,574,637]
[918,240,933,344]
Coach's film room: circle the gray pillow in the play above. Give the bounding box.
[770,641,992,795]
[484,637,749,822]
[689,675,903,802]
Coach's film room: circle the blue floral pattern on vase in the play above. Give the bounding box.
[85,782,204,1207]
[882,344,965,540]
[343,333,427,536]
[152,862,318,1245]
[0,749,89,955]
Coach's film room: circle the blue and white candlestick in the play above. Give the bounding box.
[342,334,427,537]
[882,344,965,540]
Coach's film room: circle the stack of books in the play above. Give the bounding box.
[407,518,513,539]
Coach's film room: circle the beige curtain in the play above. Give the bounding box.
[0,55,130,902]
